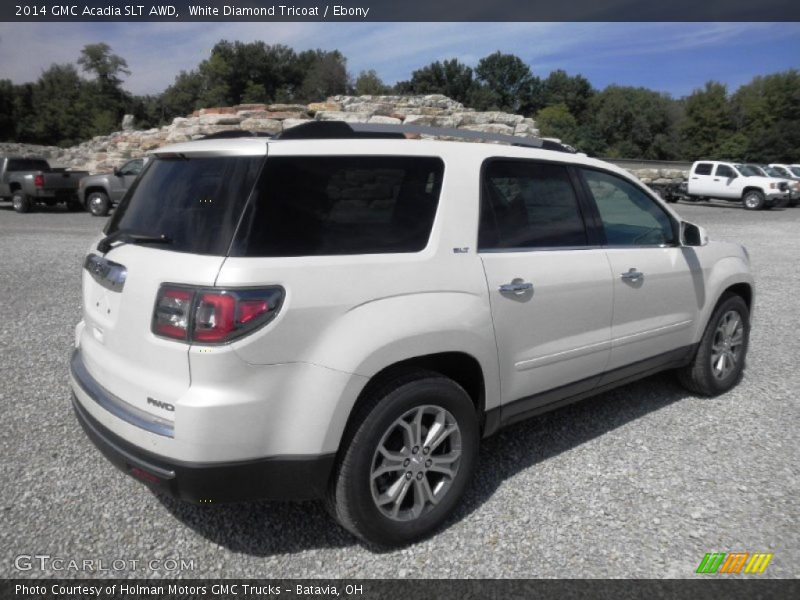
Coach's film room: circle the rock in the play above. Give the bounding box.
[314,111,371,123]
[402,114,435,126]
[308,101,342,113]
[459,123,515,136]
[233,103,267,112]
[367,116,402,125]
[343,102,397,116]
[198,114,242,126]
[0,94,595,174]
[239,118,282,135]
[198,107,237,115]
[267,104,308,113]
[261,111,308,120]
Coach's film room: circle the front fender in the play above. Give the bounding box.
[692,254,754,341]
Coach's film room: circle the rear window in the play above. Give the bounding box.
[231,156,444,257]
[7,159,49,172]
[107,156,263,255]
[694,163,713,175]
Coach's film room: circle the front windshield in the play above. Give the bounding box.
[790,167,800,177]
[764,167,783,178]
[735,164,760,177]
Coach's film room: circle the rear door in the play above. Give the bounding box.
[479,159,613,409]
[688,162,715,196]
[577,167,701,374]
[78,152,264,424]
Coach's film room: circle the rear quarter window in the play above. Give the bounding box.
[694,163,713,176]
[232,156,444,257]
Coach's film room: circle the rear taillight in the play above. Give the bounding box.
[153,285,283,344]
[34,174,44,188]
[154,288,193,341]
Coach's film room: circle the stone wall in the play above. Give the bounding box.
[0,94,539,175]
[0,93,690,185]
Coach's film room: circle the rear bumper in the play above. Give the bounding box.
[70,356,336,503]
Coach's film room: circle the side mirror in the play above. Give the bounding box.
[681,221,708,247]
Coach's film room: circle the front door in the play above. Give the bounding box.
[578,167,702,375]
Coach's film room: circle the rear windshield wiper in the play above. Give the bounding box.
[97,230,172,253]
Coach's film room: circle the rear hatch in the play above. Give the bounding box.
[78,148,265,424]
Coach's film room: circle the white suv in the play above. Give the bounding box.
[70,123,754,546]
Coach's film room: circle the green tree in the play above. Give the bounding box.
[535,103,578,142]
[298,50,349,101]
[78,43,131,90]
[591,85,679,159]
[474,52,541,114]
[680,82,735,159]
[396,59,475,104]
[730,70,800,162]
[0,79,15,141]
[28,64,87,146]
[541,70,595,122]
[354,69,390,96]
[162,70,204,116]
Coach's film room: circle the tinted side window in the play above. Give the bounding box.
[694,163,713,175]
[581,169,676,247]
[479,160,587,250]
[7,159,49,172]
[716,164,735,178]
[120,160,143,176]
[233,156,444,257]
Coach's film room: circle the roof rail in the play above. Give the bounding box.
[275,121,577,153]
[200,130,274,140]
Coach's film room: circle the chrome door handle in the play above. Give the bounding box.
[620,268,644,282]
[499,281,533,293]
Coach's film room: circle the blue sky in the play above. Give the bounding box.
[0,22,798,98]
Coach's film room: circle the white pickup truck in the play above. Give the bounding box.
[685,160,789,210]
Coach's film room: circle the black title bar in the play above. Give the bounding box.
[2,0,799,22]
[3,579,800,600]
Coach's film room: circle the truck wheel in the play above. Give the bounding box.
[87,192,110,216]
[742,190,765,210]
[327,370,478,547]
[11,191,32,213]
[677,293,749,396]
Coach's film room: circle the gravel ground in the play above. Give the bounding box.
[0,199,797,579]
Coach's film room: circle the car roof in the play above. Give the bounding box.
[151,135,631,179]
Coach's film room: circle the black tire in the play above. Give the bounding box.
[86,191,110,216]
[11,191,32,213]
[742,190,765,210]
[327,370,479,547]
[677,294,750,396]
